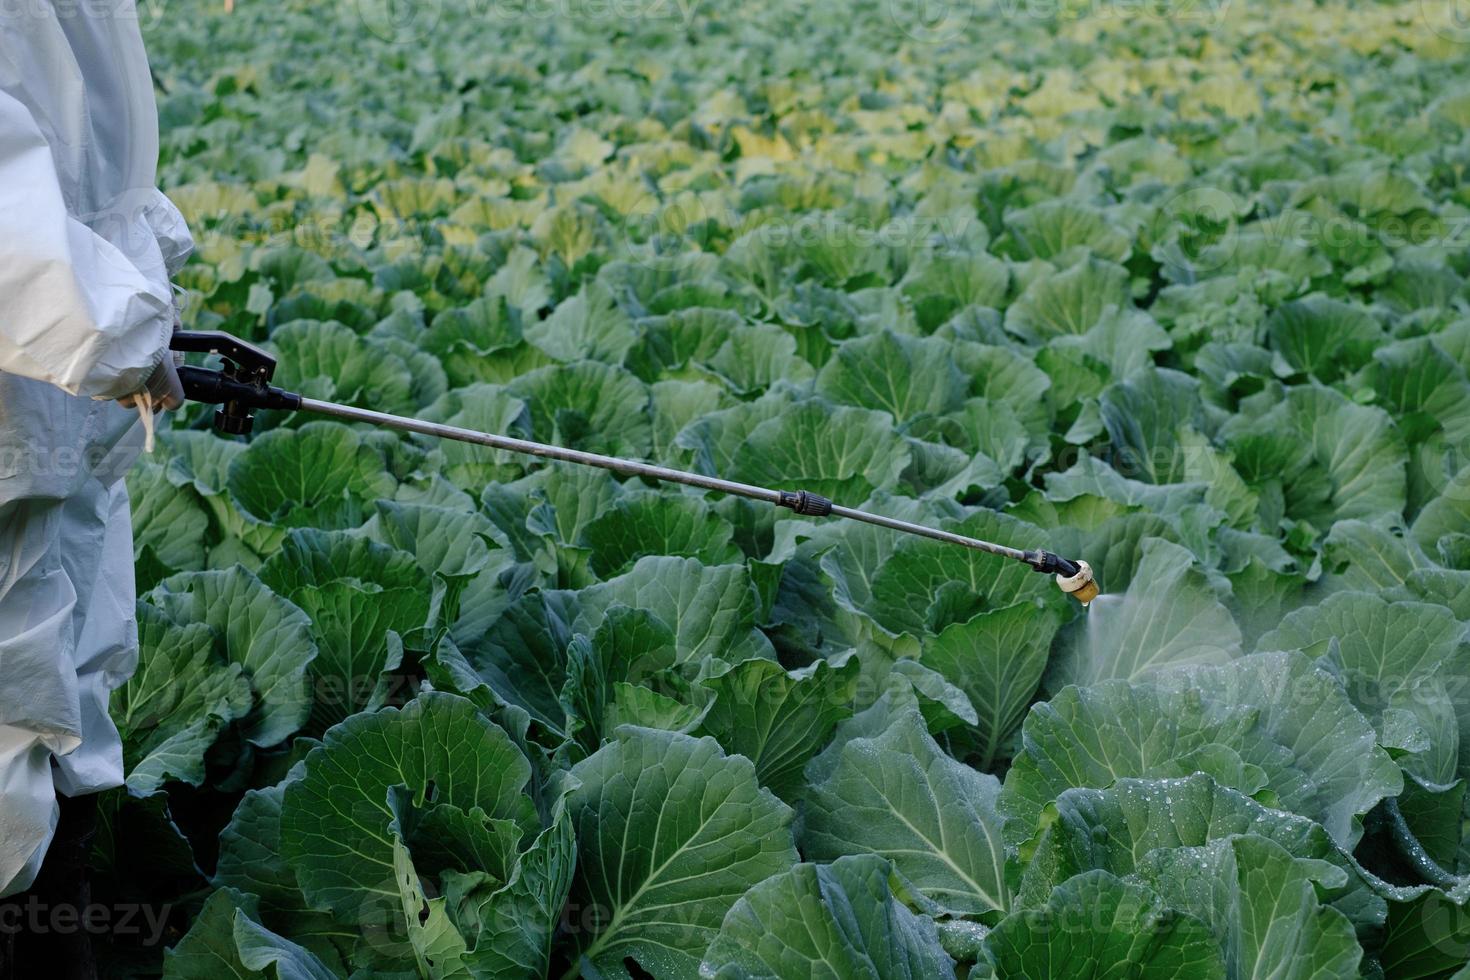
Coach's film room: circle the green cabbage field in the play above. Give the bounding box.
[115,0,1470,975]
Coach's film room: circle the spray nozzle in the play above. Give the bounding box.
[1023,551,1099,606]
[1055,560,1098,606]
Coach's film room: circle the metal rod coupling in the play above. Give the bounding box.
[777,490,834,517]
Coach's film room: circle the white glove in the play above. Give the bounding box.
[116,353,184,411]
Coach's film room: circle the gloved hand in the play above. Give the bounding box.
[116,353,184,411]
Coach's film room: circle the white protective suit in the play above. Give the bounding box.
[0,1,192,896]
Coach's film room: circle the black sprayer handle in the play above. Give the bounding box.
[169,331,278,378]
[170,331,300,435]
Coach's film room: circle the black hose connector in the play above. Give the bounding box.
[1024,550,1081,578]
[177,366,302,411]
[777,490,834,517]
[176,365,303,436]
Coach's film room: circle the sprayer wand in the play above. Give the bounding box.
[169,330,1100,606]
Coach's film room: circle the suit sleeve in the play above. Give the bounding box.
[0,87,175,399]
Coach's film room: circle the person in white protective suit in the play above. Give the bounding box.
[0,1,191,973]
